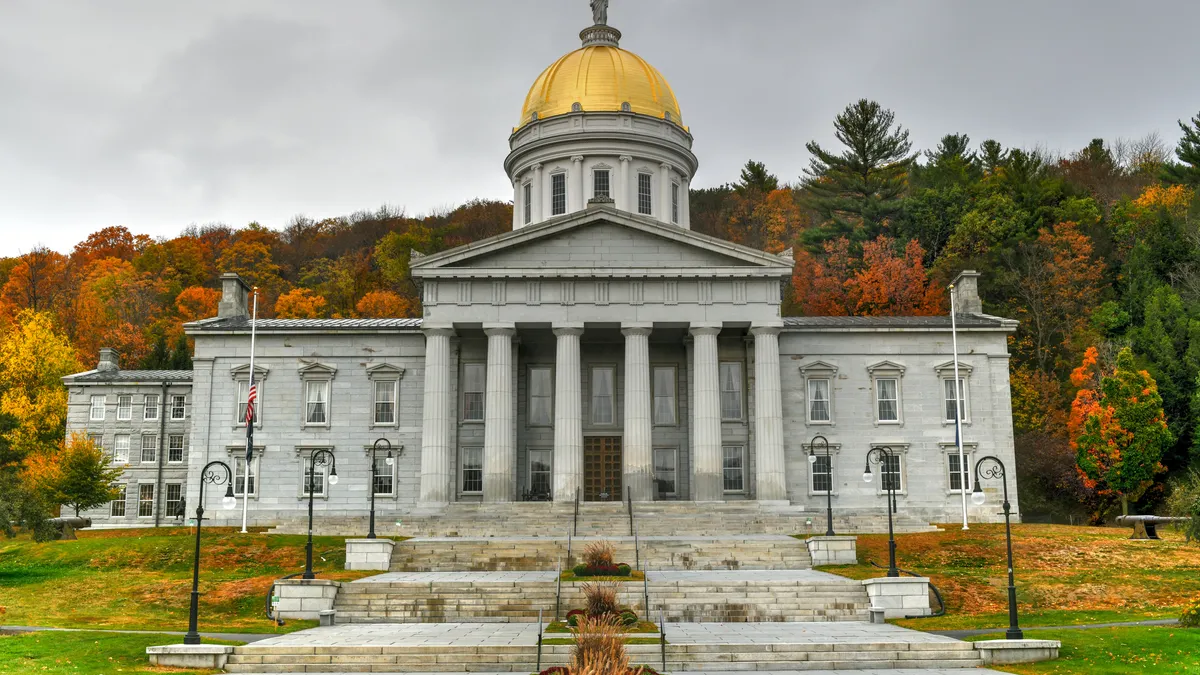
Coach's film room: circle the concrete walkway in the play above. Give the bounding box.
[348,569,855,584]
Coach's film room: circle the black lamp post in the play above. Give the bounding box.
[862,445,899,577]
[184,460,236,645]
[807,434,835,536]
[303,449,338,580]
[368,439,395,539]
[972,455,1023,640]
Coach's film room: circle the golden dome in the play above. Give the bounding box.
[518,43,683,129]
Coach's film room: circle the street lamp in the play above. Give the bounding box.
[302,449,338,580]
[807,434,835,536]
[971,455,1023,640]
[862,446,899,577]
[368,439,395,539]
[183,460,236,645]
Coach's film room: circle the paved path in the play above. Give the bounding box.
[348,569,855,584]
[349,571,556,584]
[664,622,963,644]
[649,569,853,583]
[406,534,800,542]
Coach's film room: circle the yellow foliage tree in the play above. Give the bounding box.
[274,288,327,319]
[0,311,80,459]
[355,290,417,318]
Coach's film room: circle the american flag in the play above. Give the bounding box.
[245,381,257,423]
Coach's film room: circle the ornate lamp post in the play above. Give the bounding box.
[183,461,237,645]
[972,455,1024,640]
[862,445,899,577]
[302,449,338,579]
[368,439,395,539]
[806,434,835,536]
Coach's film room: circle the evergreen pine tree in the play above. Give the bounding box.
[141,335,170,369]
[1162,111,1200,186]
[801,99,915,244]
[168,334,192,371]
[735,160,779,195]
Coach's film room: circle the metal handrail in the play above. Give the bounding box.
[536,608,544,672]
[626,486,634,536]
[566,528,573,570]
[868,560,947,617]
[265,572,303,623]
[554,561,562,621]
[658,608,667,672]
[573,487,580,537]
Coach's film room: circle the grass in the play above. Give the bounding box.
[0,630,243,675]
[560,570,645,582]
[809,523,1200,631]
[0,528,385,633]
[546,620,658,633]
[966,626,1200,674]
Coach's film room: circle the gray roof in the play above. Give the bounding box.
[67,369,193,383]
[186,317,423,333]
[783,314,1014,330]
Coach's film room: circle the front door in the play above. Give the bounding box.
[584,436,622,501]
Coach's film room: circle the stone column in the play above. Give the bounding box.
[532,163,543,224]
[572,155,585,212]
[511,179,520,230]
[553,325,584,501]
[419,327,455,503]
[681,174,691,229]
[618,155,632,212]
[751,325,787,502]
[689,324,723,501]
[659,162,672,224]
[622,325,654,501]
[483,324,516,502]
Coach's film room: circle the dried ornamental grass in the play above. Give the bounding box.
[570,614,629,675]
[581,581,621,617]
[582,540,616,568]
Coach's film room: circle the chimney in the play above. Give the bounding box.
[218,272,251,319]
[97,348,120,372]
[951,270,983,315]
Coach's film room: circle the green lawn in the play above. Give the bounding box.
[968,626,1200,674]
[0,630,242,675]
[0,528,380,633]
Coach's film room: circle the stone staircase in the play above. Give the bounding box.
[388,535,813,572]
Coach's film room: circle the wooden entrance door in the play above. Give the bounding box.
[584,436,622,501]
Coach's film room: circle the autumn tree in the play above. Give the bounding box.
[71,225,148,265]
[175,286,221,323]
[795,236,941,316]
[24,434,122,518]
[1070,346,1172,515]
[0,311,79,459]
[275,288,327,319]
[355,290,417,318]
[801,99,916,243]
[1,247,69,316]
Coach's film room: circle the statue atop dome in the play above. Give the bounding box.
[590,0,608,26]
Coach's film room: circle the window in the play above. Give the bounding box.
[811,454,833,494]
[233,455,257,497]
[944,378,967,422]
[719,362,743,420]
[374,380,397,425]
[165,483,183,518]
[461,446,483,493]
[594,169,610,198]
[722,445,745,493]
[881,453,903,492]
[637,173,652,215]
[110,485,127,517]
[551,173,566,215]
[373,453,395,496]
[305,380,329,425]
[523,183,532,224]
[113,435,130,463]
[463,364,485,421]
[140,435,157,463]
[808,378,831,423]
[654,447,677,498]
[591,367,615,425]
[117,395,132,421]
[89,433,103,447]
[529,449,552,497]
[671,182,680,223]
[947,451,973,492]
[171,395,186,420]
[90,395,105,421]
[302,456,327,497]
[237,380,259,425]
[652,367,676,425]
[168,435,185,463]
[876,378,899,422]
[138,484,154,517]
[144,394,159,421]
[528,367,553,426]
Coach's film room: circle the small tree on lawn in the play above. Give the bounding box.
[1070,346,1172,515]
[28,434,123,518]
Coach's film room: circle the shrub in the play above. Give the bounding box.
[573,563,590,577]
[570,614,628,675]
[538,668,569,675]
[582,581,621,617]
[583,541,616,568]
[1165,469,1200,543]
[616,563,632,576]
[1182,597,1200,628]
[566,609,586,627]
[619,610,638,626]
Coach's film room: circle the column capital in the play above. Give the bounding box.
[619,155,632,163]
[571,155,584,163]
[749,324,783,337]
[688,323,722,337]
[531,163,543,171]
[483,323,516,338]
[660,161,672,171]
[422,326,456,338]
[553,324,584,338]
[620,324,653,337]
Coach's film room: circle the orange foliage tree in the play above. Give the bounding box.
[794,235,943,316]
[355,291,417,318]
[275,288,327,319]
[175,286,221,323]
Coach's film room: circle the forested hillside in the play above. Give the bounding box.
[2,100,1200,524]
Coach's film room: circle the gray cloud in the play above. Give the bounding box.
[2,0,1199,255]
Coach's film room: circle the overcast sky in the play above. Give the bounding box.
[2,0,1199,256]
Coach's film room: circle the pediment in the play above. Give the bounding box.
[866,360,906,374]
[411,205,793,279]
[799,360,839,375]
[933,360,973,374]
[365,363,406,378]
[229,363,270,379]
[297,362,338,377]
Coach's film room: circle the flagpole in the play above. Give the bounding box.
[242,288,258,534]
[950,283,969,531]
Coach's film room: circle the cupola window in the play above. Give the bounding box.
[637,173,652,215]
[594,170,610,199]
[551,173,567,216]
[523,182,532,224]
[671,182,680,224]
